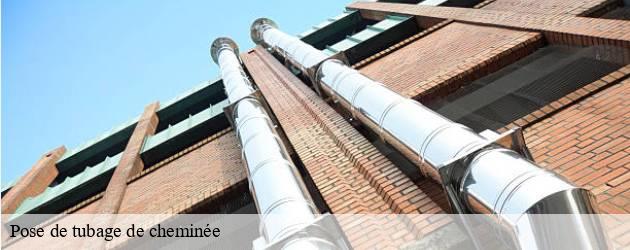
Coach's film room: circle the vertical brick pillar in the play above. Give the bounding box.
[1,146,66,215]
[97,102,159,214]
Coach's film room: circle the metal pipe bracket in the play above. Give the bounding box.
[437,127,533,214]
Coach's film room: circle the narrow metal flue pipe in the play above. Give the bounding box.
[251,18,328,75]
[251,19,608,249]
[211,37,336,250]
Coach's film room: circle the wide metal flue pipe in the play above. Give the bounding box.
[211,37,337,250]
[251,18,608,249]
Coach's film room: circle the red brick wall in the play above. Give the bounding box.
[117,131,245,214]
[359,22,541,100]
[524,78,629,214]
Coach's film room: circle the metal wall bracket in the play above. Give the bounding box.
[437,127,533,214]
[308,52,349,97]
[222,89,294,156]
[223,90,274,129]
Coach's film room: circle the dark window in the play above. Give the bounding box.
[425,46,622,132]
[598,1,630,20]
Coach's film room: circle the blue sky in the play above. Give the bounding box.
[1,0,351,184]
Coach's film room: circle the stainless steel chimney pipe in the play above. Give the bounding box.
[211,37,337,250]
[251,18,608,249]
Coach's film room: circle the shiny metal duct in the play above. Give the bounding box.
[251,19,608,249]
[211,37,338,250]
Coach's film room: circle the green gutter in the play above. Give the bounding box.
[324,15,418,64]
[57,80,221,166]
[299,10,356,39]
[159,79,221,109]
[299,10,365,50]
[140,99,230,166]
[57,117,137,164]
[143,99,228,152]
[10,153,122,220]
[55,79,225,179]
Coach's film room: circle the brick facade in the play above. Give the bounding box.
[4,1,629,249]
